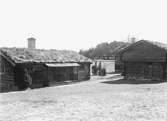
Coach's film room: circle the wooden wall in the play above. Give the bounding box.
[14,64,48,89]
[78,62,90,81]
[47,62,90,84]
[115,54,124,73]
[122,42,166,62]
[119,41,167,80]
[124,62,164,80]
[14,62,91,90]
[31,64,48,88]
[0,60,91,92]
[0,55,17,92]
[48,67,78,85]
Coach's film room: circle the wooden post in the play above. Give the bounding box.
[123,61,126,77]
[163,63,165,79]
[45,66,49,87]
[77,66,78,80]
[164,53,167,80]
[77,66,79,81]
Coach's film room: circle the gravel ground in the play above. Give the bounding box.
[0,76,167,121]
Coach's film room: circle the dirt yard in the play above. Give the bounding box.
[0,75,167,121]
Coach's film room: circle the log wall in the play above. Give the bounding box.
[14,64,48,89]
[48,67,78,85]
[0,55,17,92]
[124,62,164,80]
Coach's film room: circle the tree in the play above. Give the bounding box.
[79,41,131,59]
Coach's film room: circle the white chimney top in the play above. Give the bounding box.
[28,37,36,49]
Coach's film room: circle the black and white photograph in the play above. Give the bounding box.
[1,0,167,121]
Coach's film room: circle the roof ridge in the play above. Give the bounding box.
[141,40,167,51]
[117,40,167,54]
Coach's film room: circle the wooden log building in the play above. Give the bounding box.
[117,40,167,80]
[0,38,91,92]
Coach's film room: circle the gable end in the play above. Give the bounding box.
[0,51,15,66]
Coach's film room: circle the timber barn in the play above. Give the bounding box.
[118,40,167,80]
[0,38,91,92]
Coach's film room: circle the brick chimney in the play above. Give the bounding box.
[28,37,36,49]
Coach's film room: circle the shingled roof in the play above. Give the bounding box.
[0,47,91,64]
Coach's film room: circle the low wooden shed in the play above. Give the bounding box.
[0,48,91,92]
[117,40,167,80]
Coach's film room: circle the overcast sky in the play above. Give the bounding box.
[0,0,167,51]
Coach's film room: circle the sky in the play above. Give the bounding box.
[0,0,167,51]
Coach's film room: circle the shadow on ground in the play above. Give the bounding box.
[101,79,167,84]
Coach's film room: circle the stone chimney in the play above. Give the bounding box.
[28,37,36,49]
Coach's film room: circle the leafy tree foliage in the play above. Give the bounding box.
[79,41,131,59]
